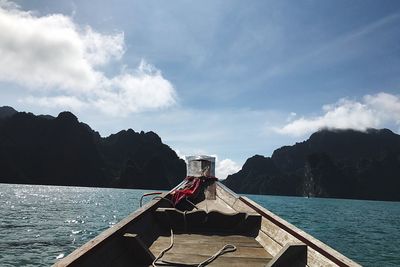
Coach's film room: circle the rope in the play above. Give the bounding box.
[152,229,174,267]
[152,229,237,267]
[152,196,175,207]
[185,197,199,210]
[183,211,187,232]
[147,180,237,266]
[140,192,163,207]
[201,166,210,177]
[197,244,237,266]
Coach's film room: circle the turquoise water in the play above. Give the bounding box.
[250,194,400,266]
[0,184,399,266]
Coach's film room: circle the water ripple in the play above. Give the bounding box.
[0,184,146,266]
[250,194,400,266]
[0,184,399,266]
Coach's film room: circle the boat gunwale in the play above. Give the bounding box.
[238,195,361,267]
[216,182,360,266]
[53,191,169,266]
[55,180,361,267]
[54,181,190,266]
[216,181,240,198]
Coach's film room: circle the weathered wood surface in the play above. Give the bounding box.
[239,196,361,267]
[149,233,272,266]
[53,192,169,267]
[196,198,237,213]
[216,183,238,207]
[205,181,217,200]
[54,180,360,267]
[216,183,257,214]
[256,229,283,256]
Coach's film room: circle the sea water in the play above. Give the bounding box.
[0,184,399,266]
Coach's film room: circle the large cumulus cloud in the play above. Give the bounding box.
[0,1,176,116]
[276,92,400,136]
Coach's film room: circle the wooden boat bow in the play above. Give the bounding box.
[54,156,361,267]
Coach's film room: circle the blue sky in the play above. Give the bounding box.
[1,0,400,178]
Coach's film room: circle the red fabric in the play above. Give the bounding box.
[171,176,202,206]
[171,176,217,206]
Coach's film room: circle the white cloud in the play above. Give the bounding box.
[174,150,186,161]
[22,95,87,110]
[364,93,400,123]
[276,92,400,136]
[0,2,176,116]
[286,112,297,122]
[82,26,125,66]
[216,158,241,180]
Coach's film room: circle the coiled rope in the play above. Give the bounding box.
[144,181,236,267]
[140,192,163,207]
[152,229,237,267]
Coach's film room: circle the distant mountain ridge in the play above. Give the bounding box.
[0,107,186,189]
[223,129,400,201]
[0,106,17,118]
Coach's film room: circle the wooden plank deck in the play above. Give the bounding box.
[149,233,273,266]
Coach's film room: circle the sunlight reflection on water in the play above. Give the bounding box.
[0,184,149,266]
[0,184,399,266]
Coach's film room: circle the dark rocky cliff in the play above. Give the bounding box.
[0,107,186,189]
[223,129,400,201]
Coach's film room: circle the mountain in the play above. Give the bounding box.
[0,106,17,119]
[223,129,400,201]
[0,107,186,189]
[99,129,185,189]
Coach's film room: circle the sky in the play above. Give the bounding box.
[1,0,400,178]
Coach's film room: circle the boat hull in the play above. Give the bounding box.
[54,182,360,267]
